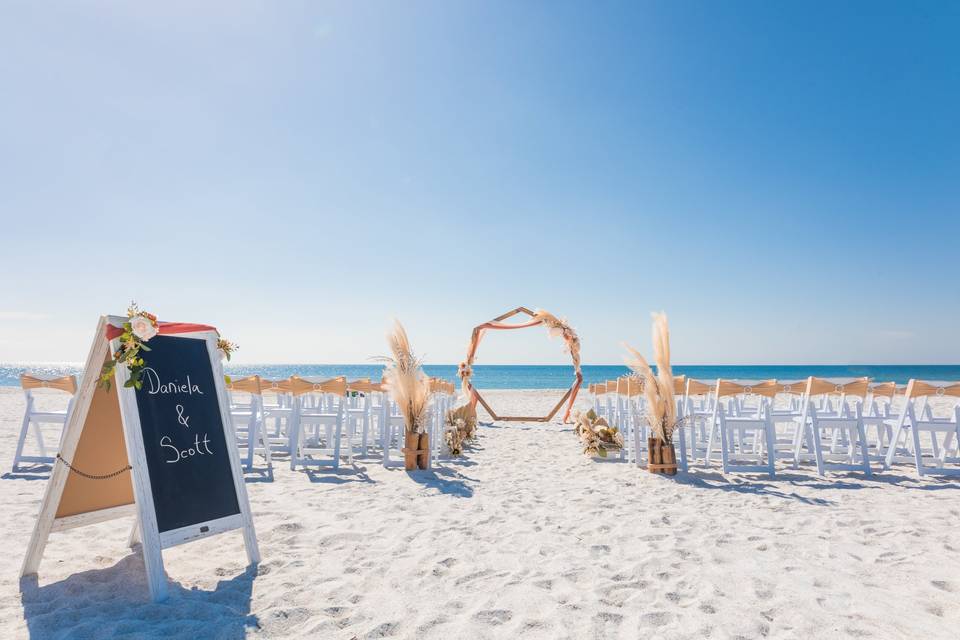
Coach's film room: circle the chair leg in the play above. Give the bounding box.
[332,422,342,470]
[705,419,718,466]
[764,422,777,478]
[857,423,872,476]
[33,421,48,459]
[884,423,905,469]
[12,414,31,472]
[719,423,731,474]
[677,425,689,473]
[911,422,925,477]
[811,422,825,476]
[244,420,255,471]
[633,418,642,468]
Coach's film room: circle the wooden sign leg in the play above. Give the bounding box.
[135,504,168,602]
[21,318,109,578]
[114,353,169,602]
[127,516,141,548]
[208,337,261,566]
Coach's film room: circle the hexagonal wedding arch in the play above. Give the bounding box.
[459,307,583,423]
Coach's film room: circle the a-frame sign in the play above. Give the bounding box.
[20,315,259,602]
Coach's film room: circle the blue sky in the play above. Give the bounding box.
[1,1,958,365]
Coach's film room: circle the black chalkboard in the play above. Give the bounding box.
[133,335,240,533]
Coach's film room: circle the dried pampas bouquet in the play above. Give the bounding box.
[376,320,431,435]
[623,312,680,444]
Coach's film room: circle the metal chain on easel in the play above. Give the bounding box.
[55,454,131,480]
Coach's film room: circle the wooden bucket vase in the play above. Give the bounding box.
[647,437,677,476]
[417,432,430,470]
[403,432,420,470]
[402,432,431,470]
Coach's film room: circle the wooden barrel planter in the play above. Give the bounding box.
[403,432,431,470]
[647,437,677,476]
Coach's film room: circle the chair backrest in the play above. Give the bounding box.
[20,373,77,395]
[685,379,713,396]
[779,380,807,395]
[349,380,386,394]
[868,382,898,399]
[673,375,687,394]
[805,376,870,399]
[288,375,348,397]
[626,376,645,397]
[260,377,294,394]
[227,374,262,395]
[903,379,960,400]
[715,379,779,399]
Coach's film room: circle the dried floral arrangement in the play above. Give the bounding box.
[444,403,478,456]
[533,309,581,377]
[575,409,624,458]
[377,320,431,435]
[623,312,681,444]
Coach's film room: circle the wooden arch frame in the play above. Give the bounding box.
[462,306,583,423]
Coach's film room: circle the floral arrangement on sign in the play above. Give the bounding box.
[444,403,478,456]
[377,320,431,435]
[217,338,238,361]
[98,302,238,391]
[575,408,624,458]
[98,302,159,391]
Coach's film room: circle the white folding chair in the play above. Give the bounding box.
[227,375,273,474]
[260,377,296,455]
[679,379,715,464]
[862,382,901,461]
[380,392,408,468]
[791,377,872,475]
[14,374,77,471]
[706,380,779,477]
[288,376,354,471]
[884,380,960,477]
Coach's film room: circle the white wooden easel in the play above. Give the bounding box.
[20,316,260,602]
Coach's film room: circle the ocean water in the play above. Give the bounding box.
[3,363,960,388]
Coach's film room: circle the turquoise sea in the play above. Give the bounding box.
[3,363,960,388]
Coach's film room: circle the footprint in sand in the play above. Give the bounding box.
[640,611,672,627]
[930,580,955,592]
[593,611,623,626]
[473,609,513,625]
[363,621,400,638]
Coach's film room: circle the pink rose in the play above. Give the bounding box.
[130,314,158,341]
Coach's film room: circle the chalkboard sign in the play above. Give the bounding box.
[21,316,259,603]
[133,335,241,533]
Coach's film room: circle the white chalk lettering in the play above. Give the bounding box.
[142,367,204,395]
[160,434,214,463]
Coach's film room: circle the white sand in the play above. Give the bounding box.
[1,387,959,639]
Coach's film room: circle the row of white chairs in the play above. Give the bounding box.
[8,372,459,476]
[590,376,960,478]
[226,375,459,475]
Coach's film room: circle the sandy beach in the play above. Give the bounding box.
[1,387,958,639]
